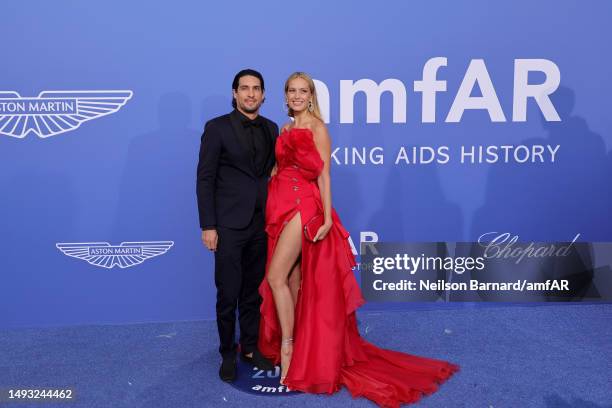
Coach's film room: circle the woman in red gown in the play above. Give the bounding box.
[258,72,458,407]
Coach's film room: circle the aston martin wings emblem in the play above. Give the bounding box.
[56,241,174,269]
[0,90,133,138]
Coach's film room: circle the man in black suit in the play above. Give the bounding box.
[197,69,276,381]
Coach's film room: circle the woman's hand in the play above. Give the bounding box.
[313,221,333,242]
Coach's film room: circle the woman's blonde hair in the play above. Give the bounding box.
[284,72,323,122]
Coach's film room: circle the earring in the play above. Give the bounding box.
[283,101,289,112]
[308,100,314,112]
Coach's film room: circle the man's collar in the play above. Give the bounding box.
[233,109,260,123]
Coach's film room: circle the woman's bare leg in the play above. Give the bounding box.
[288,261,301,307]
[266,212,302,383]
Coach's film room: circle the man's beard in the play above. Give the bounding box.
[240,104,260,114]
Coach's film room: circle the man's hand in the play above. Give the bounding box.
[202,229,218,251]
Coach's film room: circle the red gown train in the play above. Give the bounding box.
[258,127,458,407]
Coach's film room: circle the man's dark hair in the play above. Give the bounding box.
[232,69,265,109]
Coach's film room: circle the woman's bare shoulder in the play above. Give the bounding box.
[310,118,329,140]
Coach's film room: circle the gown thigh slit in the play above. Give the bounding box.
[258,127,459,408]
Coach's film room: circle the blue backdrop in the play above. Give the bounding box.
[1,1,611,329]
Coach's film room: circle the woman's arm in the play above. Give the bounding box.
[312,121,333,241]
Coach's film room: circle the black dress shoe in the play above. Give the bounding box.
[240,349,274,371]
[219,355,237,382]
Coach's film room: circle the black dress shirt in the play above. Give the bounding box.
[236,110,272,211]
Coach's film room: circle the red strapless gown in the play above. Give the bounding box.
[258,128,458,407]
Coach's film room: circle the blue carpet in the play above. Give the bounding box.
[0,304,611,407]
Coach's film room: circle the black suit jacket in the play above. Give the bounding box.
[197,110,278,230]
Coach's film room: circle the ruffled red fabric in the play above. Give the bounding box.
[276,127,323,180]
[258,128,459,407]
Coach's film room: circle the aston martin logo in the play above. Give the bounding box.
[56,241,174,269]
[0,90,133,138]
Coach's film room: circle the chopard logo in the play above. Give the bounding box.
[0,90,133,138]
[56,241,174,269]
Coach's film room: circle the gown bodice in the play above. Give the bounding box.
[275,127,323,181]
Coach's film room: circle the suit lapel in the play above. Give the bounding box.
[265,121,277,143]
[263,120,277,174]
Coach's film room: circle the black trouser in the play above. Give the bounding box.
[214,209,267,359]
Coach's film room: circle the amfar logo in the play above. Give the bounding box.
[0,90,133,138]
[313,58,561,123]
[230,360,298,397]
[56,241,173,269]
